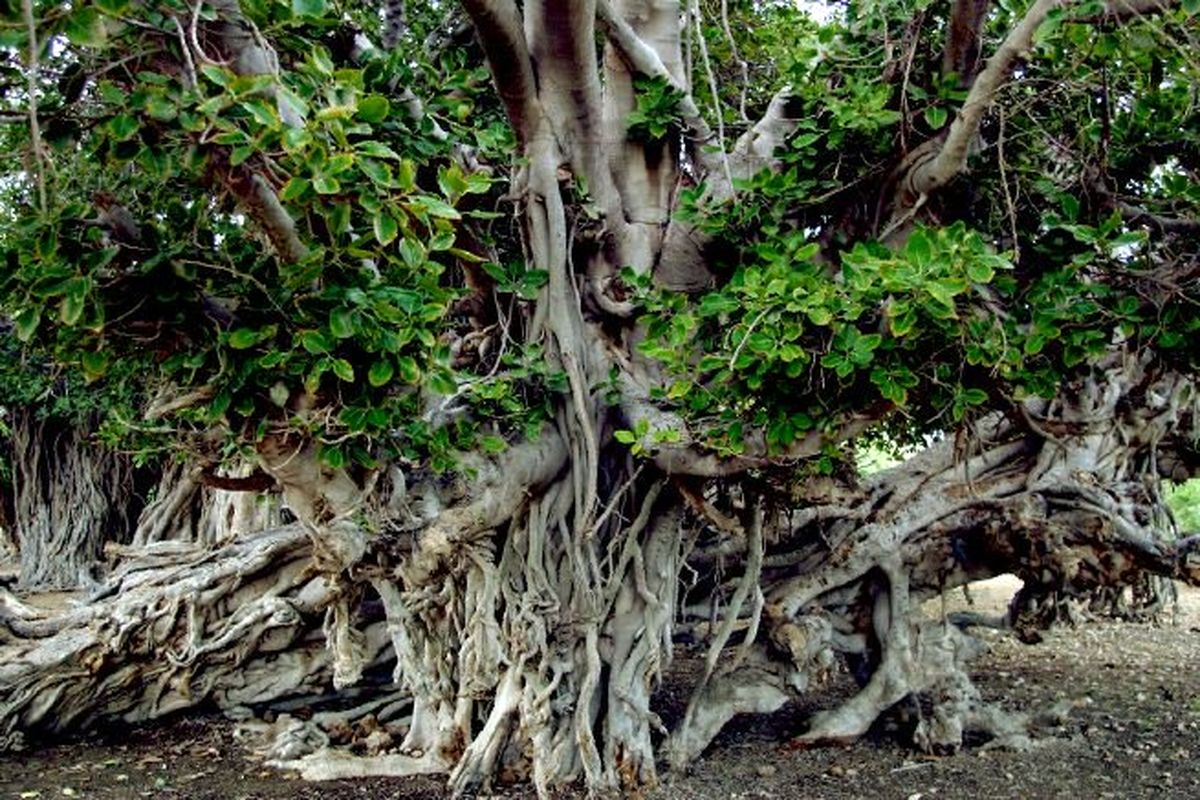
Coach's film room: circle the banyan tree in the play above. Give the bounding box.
[0,0,1197,794]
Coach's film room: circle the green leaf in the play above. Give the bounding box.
[199,64,232,87]
[409,195,461,219]
[698,292,740,316]
[240,98,278,128]
[282,127,312,153]
[965,259,995,283]
[292,0,328,17]
[399,238,424,269]
[395,159,416,191]
[331,358,355,382]
[396,356,420,383]
[905,228,933,266]
[300,330,332,354]
[13,307,40,342]
[368,360,394,387]
[280,177,311,201]
[313,176,341,195]
[58,277,89,325]
[329,308,356,338]
[359,159,392,185]
[614,429,637,444]
[961,387,988,405]
[924,106,948,129]
[65,8,108,48]
[1059,194,1080,221]
[355,141,401,160]
[107,114,140,141]
[480,435,507,454]
[80,351,109,380]
[228,328,261,349]
[806,306,833,326]
[309,47,334,76]
[269,382,290,407]
[319,445,346,469]
[357,95,390,123]
[927,278,965,308]
[888,308,917,337]
[373,212,398,246]
[144,94,177,121]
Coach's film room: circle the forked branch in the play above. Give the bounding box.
[907,0,1062,198]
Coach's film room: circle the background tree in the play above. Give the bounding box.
[0,0,1198,794]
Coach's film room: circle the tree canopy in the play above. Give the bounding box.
[0,0,1198,794]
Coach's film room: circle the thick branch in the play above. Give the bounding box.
[196,466,277,492]
[656,88,802,290]
[942,0,991,84]
[622,381,885,476]
[460,0,541,147]
[1114,200,1200,236]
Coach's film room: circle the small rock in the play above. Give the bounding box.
[755,764,777,778]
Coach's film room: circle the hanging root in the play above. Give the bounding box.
[0,358,1195,796]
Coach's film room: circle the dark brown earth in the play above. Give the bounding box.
[3,578,1199,799]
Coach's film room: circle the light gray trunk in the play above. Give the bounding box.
[11,411,142,590]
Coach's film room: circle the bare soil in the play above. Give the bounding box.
[3,577,1199,799]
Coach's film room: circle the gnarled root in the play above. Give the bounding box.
[0,525,380,747]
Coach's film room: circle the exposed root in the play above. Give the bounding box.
[273,750,447,781]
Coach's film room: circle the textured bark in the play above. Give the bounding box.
[0,525,382,753]
[11,411,143,590]
[1,3,1196,797]
[3,355,1193,792]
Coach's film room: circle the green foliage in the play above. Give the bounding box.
[1168,479,1200,533]
[636,224,1016,452]
[633,1,1199,452]
[626,76,685,141]
[1,0,1197,478]
[0,0,531,471]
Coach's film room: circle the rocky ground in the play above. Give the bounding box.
[2,577,1198,799]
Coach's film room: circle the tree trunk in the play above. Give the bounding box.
[1,2,1197,796]
[11,410,144,590]
[3,357,1194,794]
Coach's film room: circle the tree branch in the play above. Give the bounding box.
[216,161,309,263]
[460,0,541,148]
[906,0,1061,199]
[655,88,802,290]
[942,0,992,85]
[195,466,277,492]
[1114,201,1200,236]
[1084,0,1178,22]
[525,0,625,223]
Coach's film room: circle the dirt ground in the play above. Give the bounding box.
[3,576,1199,799]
